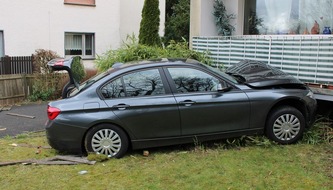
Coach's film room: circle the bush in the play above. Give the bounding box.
[139,0,161,46]
[33,49,60,73]
[29,82,55,102]
[29,49,62,101]
[71,56,86,83]
[163,0,190,44]
[83,69,98,82]
[95,35,211,71]
[29,73,67,101]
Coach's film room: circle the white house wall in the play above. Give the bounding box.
[0,0,165,64]
[0,0,115,57]
[190,0,217,38]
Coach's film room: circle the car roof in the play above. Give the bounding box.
[107,58,204,73]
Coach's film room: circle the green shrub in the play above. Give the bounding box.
[95,35,211,71]
[71,56,86,83]
[29,74,55,101]
[163,0,190,44]
[29,84,55,102]
[164,39,211,65]
[29,73,67,101]
[139,0,161,46]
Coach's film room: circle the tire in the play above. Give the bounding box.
[85,124,129,158]
[266,106,305,144]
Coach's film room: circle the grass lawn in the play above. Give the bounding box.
[0,125,332,190]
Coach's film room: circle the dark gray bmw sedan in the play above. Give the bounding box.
[46,58,316,158]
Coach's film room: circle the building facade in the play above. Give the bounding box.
[190,0,333,38]
[0,0,165,67]
[190,0,333,98]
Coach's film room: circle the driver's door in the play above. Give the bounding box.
[165,67,250,135]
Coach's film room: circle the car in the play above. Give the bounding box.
[45,57,317,158]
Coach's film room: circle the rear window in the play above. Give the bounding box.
[69,71,108,97]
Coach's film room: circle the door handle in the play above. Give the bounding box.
[179,100,196,106]
[113,104,130,110]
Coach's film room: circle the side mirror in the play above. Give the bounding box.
[217,83,232,92]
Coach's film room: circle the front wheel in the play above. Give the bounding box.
[266,106,305,144]
[85,124,129,158]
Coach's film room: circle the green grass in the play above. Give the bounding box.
[0,125,332,190]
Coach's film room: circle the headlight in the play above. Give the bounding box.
[306,90,314,98]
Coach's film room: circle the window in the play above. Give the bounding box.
[244,0,333,35]
[64,0,95,6]
[0,31,4,57]
[101,78,125,99]
[65,33,94,58]
[101,69,165,99]
[168,68,220,93]
[123,69,165,97]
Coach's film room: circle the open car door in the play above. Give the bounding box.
[47,56,81,99]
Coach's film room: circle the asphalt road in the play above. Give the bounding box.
[0,102,48,138]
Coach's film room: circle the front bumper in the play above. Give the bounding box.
[305,96,317,128]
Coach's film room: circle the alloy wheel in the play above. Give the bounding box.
[273,113,301,141]
[91,129,122,157]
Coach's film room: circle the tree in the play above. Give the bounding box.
[139,0,161,46]
[213,0,236,36]
[164,0,190,44]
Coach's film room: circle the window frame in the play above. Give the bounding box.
[64,0,96,6]
[64,32,95,59]
[0,31,4,57]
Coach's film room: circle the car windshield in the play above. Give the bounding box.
[69,71,108,96]
[204,65,239,84]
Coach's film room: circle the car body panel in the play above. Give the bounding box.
[226,59,305,87]
[173,89,250,135]
[103,94,181,139]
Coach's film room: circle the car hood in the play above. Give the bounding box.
[226,60,304,88]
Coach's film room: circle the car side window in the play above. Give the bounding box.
[123,69,165,97]
[102,69,166,99]
[168,67,221,93]
[101,78,125,99]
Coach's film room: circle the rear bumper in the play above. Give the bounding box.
[45,120,86,154]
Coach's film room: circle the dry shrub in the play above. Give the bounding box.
[33,49,60,73]
[82,68,98,81]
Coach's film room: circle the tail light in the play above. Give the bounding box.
[47,106,61,120]
[54,59,65,66]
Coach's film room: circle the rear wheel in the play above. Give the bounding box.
[85,124,129,158]
[266,106,305,144]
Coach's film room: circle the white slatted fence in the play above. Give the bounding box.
[192,35,333,84]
